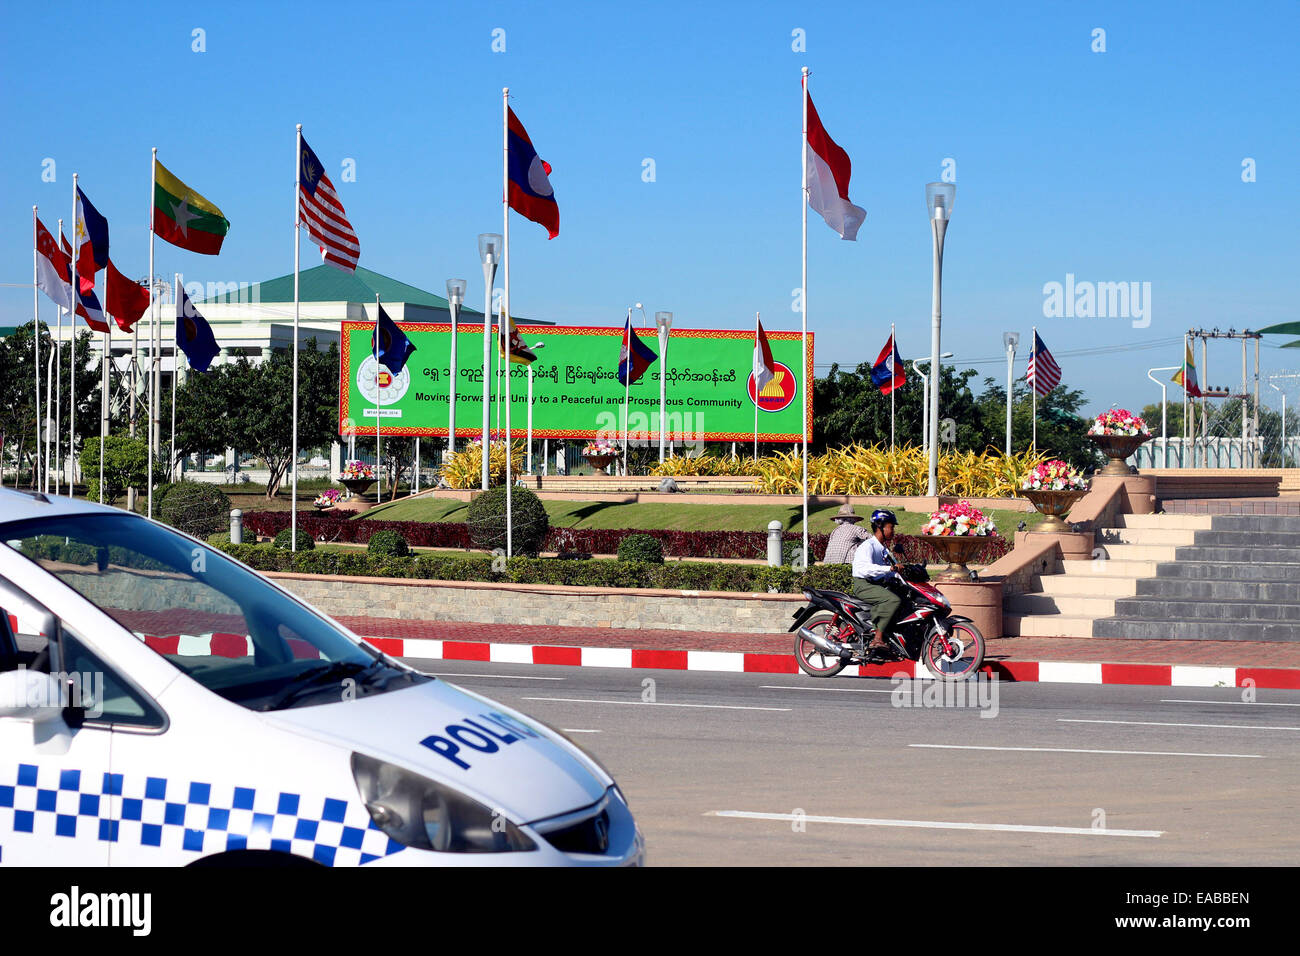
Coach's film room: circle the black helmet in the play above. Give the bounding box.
[870,509,897,530]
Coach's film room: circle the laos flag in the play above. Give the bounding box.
[870,332,906,395]
[507,107,559,239]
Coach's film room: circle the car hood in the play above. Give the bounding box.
[262,677,608,824]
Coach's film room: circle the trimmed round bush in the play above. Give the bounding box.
[466,487,550,556]
[367,529,410,557]
[158,482,231,538]
[617,533,664,564]
[273,528,315,551]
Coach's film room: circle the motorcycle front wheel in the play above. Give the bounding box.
[921,620,986,681]
[794,611,848,678]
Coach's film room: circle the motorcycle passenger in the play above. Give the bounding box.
[850,509,902,654]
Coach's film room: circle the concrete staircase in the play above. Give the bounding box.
[1003,513,1212,637]
[1093,514,1300,643]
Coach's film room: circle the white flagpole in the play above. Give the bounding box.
[800,66,810,569]
[46,349,55,494]
[101,268,110,502]
[147,149,157,518]
[1030,326,1037,451]
[623,309,632,475]
[753,312,760,460]
[31,207,42,492]
[890,323,896,450]
[502,86,514,554]
[291,124,302,551]
[55,214,64,496]
[72,177,81,497]
[374,294,382,504]
[171,275,181,486]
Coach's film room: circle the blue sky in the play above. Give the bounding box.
[2,0,1297,419]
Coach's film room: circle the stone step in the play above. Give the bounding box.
[1174,545,1300,563]
[1137,577,1300,602]
[1092,543,1182,562]
[1211,514,1300,533]
[1062,558,1159,577]
[1002,613,1096,638]
[1006,594,1118,617]
[1156,561,1300,583]
[1037,574,1139,597]
[1194,530,1300,548]
[1094,527,1200,546]
[1109,597,1300,622]
[1092,618,1300,643]
[1114,513,1215,530]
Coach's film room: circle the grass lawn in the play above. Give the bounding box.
[361,496,1043,536]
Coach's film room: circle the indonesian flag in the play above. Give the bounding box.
[804,81,866,240]
[35,216,74,311]
[753,317,776,393]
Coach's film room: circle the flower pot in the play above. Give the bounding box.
[1020,488,1089,533]
[585,454,615,475]
[1088,434,1150,477]
[339,478,375,513]
[921,534,990,581]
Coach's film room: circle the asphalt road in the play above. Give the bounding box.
[399,657,1300,866]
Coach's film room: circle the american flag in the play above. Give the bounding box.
[1026,331,1061,397]
[298,135,359,271]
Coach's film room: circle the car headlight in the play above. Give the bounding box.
[350,753,536,853]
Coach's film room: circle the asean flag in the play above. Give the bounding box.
[507,107,559,239]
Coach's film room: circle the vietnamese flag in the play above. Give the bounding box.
[106,259,151,332]
[153,158,230,254]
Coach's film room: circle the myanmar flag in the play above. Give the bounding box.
[153,159,230,255]
[1171,342,1202,397]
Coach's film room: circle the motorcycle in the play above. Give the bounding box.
[787,562,986,681]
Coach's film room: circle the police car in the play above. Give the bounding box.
[0,488,643,866]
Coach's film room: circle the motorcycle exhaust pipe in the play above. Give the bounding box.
[798,625,842,656]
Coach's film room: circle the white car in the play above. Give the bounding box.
[0,488,643,867]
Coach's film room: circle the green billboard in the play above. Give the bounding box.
[339,322,813,442]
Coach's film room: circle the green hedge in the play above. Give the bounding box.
[208,541,853,594]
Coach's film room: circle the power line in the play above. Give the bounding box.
[814,335,1185,370]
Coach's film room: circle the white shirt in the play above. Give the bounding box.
[851,536,895,581]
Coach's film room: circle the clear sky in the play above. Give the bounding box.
[2,0,1297,419]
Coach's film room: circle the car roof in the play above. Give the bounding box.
[0,487,127,525]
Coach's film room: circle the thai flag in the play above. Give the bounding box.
[870,333,906,395]
[617,314,657,387]
[507,107,559,239]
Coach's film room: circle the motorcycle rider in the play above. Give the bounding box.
[850,509,903,655]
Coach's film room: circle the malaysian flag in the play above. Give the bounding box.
[1026,330,1061,397]
[298,135,359,271]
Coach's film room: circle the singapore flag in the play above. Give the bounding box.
[805,84,866,240]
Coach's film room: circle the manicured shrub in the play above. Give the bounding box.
[158,482,231,538]
[367,529,410,557]
[466,487,550,556]
[617,533,664,564]
[273,528,315,551]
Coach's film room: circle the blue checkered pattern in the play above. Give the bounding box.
[0,763,405,867]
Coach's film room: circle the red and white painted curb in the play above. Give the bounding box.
[362,636,1300,690]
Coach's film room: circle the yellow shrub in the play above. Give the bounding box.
[442,440,526,489]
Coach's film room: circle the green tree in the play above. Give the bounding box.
[79,434,149,506]
[975,378,1097,466]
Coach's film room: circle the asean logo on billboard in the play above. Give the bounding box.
[747,362,798,413]
[357,355,410,407]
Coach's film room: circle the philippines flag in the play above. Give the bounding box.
[870,333,906,395]
[507,107,559,239]
[617,314,657,387]
[805,81,866,240]
[1026,331,1061,397]
[60,227,108,331]
[299,135,360,271]
[75,185,109,278]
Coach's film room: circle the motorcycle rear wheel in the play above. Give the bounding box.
[794,611,849,678]
[921,621,986,681]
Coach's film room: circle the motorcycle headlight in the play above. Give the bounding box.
[350,753,536,853]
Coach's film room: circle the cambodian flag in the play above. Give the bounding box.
[617,314,657,387]
[870,333,906,395]
[507,107,559,239]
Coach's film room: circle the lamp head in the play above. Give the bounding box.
[1003,332,1020,350]
[446,279,467,306]
[478,233,503,266]
[926,182,956,222]
[655,311,673,330]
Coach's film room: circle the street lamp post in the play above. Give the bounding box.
[478,234,502,490]
[445,278,467,464]
[1003,332,1020,455]
[654,311,673,462]
[527,342,546,472]
[1269,380,1287,467]
[925,182,955,496]
[1148,366,1180,468]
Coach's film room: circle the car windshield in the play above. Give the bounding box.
[2,513,425,711]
